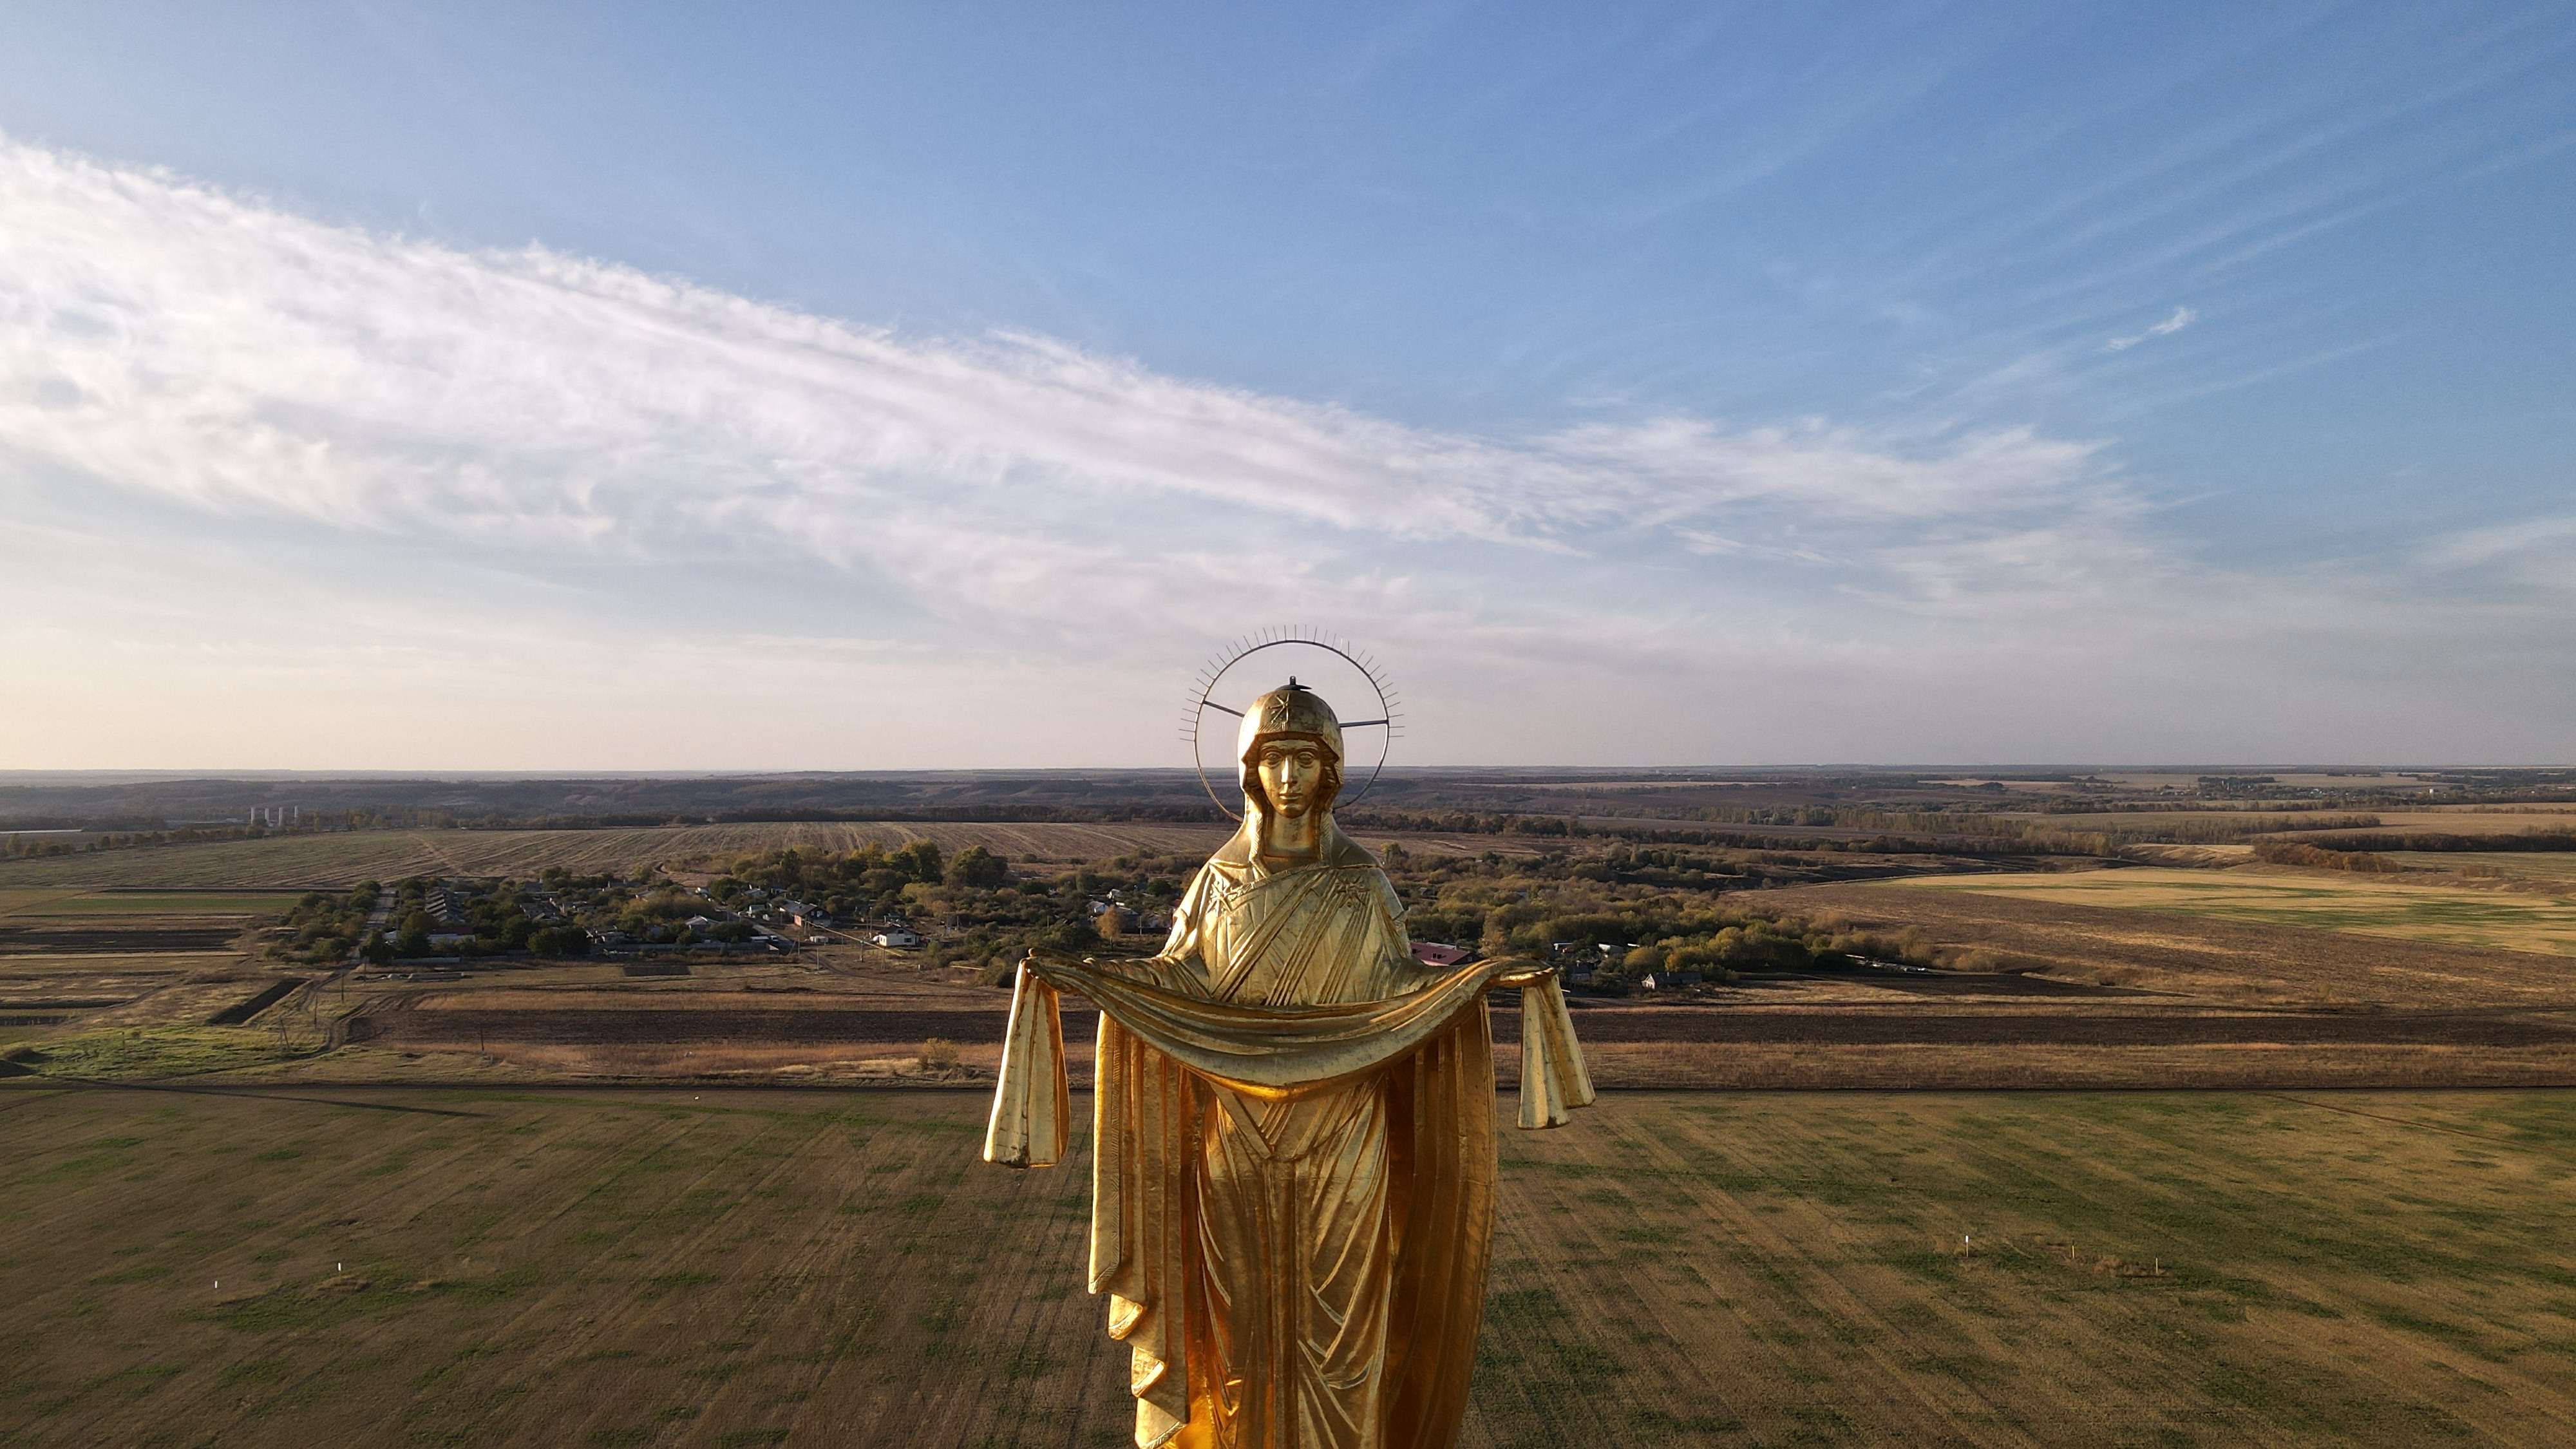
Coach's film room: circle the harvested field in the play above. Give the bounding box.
[2002,807,2576,840]
[0,890,269,1047]
[5,1084,2575,1447]
[0,889,287,955]
[368,994,2576,1052]
[0,823,1239,891]
[1879,866,2576,956]
[0,891,307,915]
[0,824,1577,893]
[0,925,245,954]
[334,990,2576,1092]
[1786,880,2576,1005]
[2389,851,2576,886]
[2287,808,2576,837]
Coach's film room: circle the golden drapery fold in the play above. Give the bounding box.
[983,954,1593,1448]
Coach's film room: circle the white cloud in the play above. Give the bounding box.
[2424,515,2576,591]
[0,137,2569,766]
[2103,304,2197,352]
[0,139,2126,605]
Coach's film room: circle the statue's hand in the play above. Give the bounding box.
[1024,947,1170,989]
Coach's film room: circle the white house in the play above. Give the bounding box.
[871,927,922,949]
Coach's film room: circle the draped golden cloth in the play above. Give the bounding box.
[985,822,1593,1449]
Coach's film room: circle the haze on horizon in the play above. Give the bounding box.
[3,3,2572,772]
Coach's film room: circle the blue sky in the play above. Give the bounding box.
[3,3,2572,767]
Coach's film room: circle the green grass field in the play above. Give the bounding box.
[1889,867,2576,956]
[4,1084,2574,1446]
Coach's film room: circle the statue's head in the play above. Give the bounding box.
[1236,679,1344,824]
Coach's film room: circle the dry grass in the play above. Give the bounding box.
[1883,866,2576,956]
[5,1084,2575,1447]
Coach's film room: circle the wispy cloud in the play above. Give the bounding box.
[2103,305,2196,352]
[0,137,2569,766]
[0,137,2129,621]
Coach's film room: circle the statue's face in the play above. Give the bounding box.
[1256,740,1326,819]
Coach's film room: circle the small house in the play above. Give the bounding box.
[1410,942,1471,968]
[871,927,922,949]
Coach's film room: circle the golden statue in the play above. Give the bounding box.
[985,679,1592,1448]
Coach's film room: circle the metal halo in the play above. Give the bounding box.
[1182,629,1402,822]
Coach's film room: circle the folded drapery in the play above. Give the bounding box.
[983,954,1593,1168]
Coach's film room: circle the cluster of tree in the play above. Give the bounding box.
[703,840,1010,924]
[1370,840,1955,994]
[1354,810,2148,858]
[1341,810,1581,837]
[2250,840,2406,874]
[529,869,746,949]
[2290,828,2576,854]
[368,876,595,961]
[711,804,1226,824]
[903,850,1195,981]
[265,882,383,965]
[1,821,342,860]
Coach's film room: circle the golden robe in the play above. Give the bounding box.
[985,821,1592,1449]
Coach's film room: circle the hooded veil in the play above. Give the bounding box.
[985,683,1591,1449]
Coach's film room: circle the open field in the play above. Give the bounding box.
[1988,807,2576,840]
[0,824,1242,891]
[14,834,2576,1097]
[0,824,1564,893]
[2287,810,2576,837]
[2390,853,2576,886]
[1785,880,2576,1007]
[0,888,288,1046]
[4,1083,2575,1447]
[1881,867,2576,956]
[0,891,308,915]
[21,873,2576,1094]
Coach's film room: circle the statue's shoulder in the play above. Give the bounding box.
[1318,821,1381,872]
[1197,830,1256,881]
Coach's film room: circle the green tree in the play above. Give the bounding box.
[898,839,944,883]
[945,846,1009,888]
